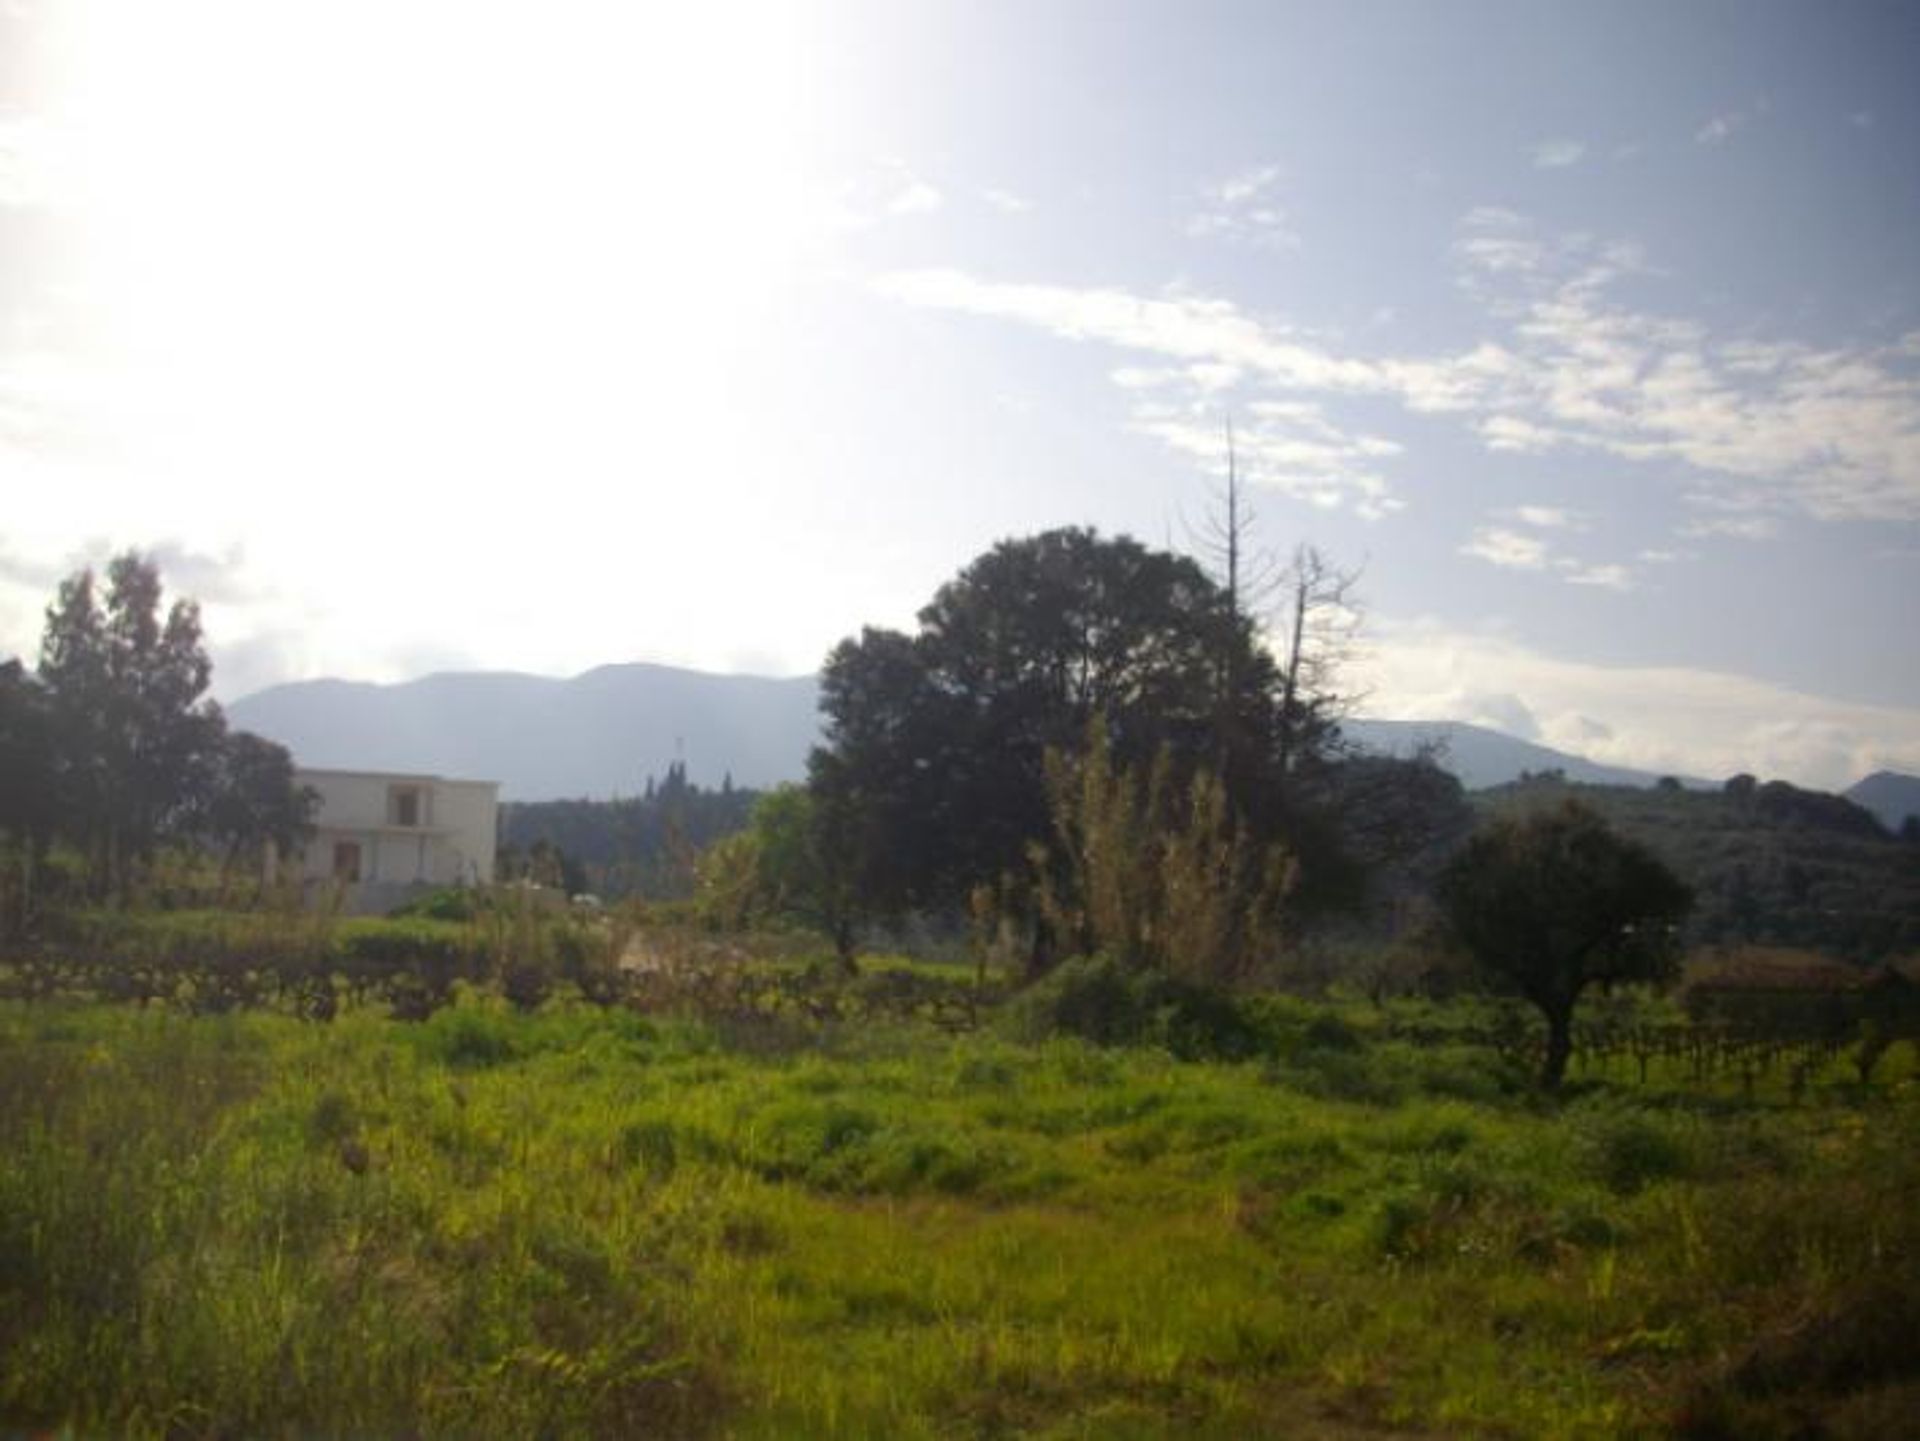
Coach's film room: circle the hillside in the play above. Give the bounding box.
[229,664,821,799]
[1479,775,1920,960]
[231,663,1708,800]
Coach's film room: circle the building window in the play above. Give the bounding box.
[332,841,363,883]
[389,785,421,827]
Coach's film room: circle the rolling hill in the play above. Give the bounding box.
[1478,775,1918,959]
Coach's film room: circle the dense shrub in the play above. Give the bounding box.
[1577,1107,1695,1193]
[1000,955,1268,1061]
[389,887,484,923]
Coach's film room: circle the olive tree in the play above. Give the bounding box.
[1435,799,1691,1089]
[695,784,862,968]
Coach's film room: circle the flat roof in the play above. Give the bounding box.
[295,767,499,789]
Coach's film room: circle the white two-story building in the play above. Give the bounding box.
[292,768,499,912]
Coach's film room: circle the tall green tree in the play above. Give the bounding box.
[37,553,226,895]
[1435,799,1692,1089]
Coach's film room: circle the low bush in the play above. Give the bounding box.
[389,887,485,923]
[1000,955,1268,1060]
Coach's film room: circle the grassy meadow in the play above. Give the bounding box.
[4,957,1918,1439]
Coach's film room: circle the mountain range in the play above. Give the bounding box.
[228,661,1912,817]
[228,665,818,799]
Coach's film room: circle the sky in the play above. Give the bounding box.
[2,0,1918,790]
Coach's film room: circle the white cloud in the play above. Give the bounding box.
[1187,164,1299,249]
[1212,164,1279,206]
[1445,220,1920,522]
[1441,689,1542,740]
[1681,515,1779,541]
[1530,138,1586,169]
[1457,234,1547,276]
[812,161,951,230]
[1514,505,1580,529]
[1695,111,1745,145]
[886,178,944,215]
[1461,527,1550,570]
[1360,619,1920,790]
[1463,518,1633,591]
[982,187,1031,214]
[1560,562,1632,590]
[1461,205,1527,229]
[877,226,1920,527]
[1478,414,1560,451]
[1130,402,1401,514]
[872,269,1386,392]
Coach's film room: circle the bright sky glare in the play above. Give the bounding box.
[3,0,1918,789]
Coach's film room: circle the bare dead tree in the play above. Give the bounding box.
[1185,419,1365,782]
[1183,418,1290,791]
[1274,542,1364,775]
[1187,416,1282,628]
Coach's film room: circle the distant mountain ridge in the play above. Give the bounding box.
[1846,771,1920,833]
[235,662,1727,802]
[228,664,819,800]
[1339,718,1706,792]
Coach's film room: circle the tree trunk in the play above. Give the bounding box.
[1026,914,1057,982]
[1541,1004,1575,1091]
[832,916,859,977]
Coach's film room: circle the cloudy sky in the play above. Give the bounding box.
[3,0,1918,788]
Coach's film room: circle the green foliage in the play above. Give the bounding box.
[391,887,486,922]
[3,556,310,911]
[811,527,1307,923]
[194,729,317,881]
[693,786,860,960]
[1000,955,1269,1060]
[500,762,757,900]
[35,555,220,895]
[1483,775,1920,960]
[1578,1107,1696,1194]
[1438,798,1693,1087]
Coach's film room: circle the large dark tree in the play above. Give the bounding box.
[0,660,57,847]
[811,528,1302,941]
[197,729,317,886]
[1435,799,1692,1089]
[0,660,60,932]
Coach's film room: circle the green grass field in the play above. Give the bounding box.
[3,988,1916,1438]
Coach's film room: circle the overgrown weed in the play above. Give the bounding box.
[1,993,1914,1437]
